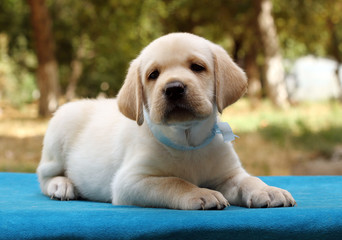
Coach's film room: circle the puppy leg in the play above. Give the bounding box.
[216,169,296,208]
[37,153,77,201]
[112,175,228,210]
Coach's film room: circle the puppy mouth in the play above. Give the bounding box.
[162,102,208,124]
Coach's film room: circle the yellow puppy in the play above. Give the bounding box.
[37,33,295,210]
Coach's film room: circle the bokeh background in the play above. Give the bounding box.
[1,0,341,175]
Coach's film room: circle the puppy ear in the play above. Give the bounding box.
[210,43,248,113]
[117,59,144,125]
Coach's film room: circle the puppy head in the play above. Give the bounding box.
[117,33,247,125]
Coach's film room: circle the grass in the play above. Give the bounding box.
[1,99,341,175]
[222,99,342,175]
[223,99,342,134]
[223,99,342,155]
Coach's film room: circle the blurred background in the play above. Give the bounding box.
[0,0,341,175]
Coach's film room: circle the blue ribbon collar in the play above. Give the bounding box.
[143,110,238,151]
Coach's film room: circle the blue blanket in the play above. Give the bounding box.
[0,173,341,240]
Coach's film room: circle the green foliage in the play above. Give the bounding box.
[0,33,37,107]
[0,0,37,107]
[1,0,342,102]
[49,0,164,97]
[273,0,342,60]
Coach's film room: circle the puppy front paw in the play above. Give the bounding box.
[47,176,77,201]
[244,186,296,208]
[181,188,229,210]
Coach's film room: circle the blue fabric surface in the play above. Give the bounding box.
[0,173,341,240]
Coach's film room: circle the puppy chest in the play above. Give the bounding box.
[158,152,220,187]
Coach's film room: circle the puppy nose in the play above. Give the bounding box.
[164,81,186,101]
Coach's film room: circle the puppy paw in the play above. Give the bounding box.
[244,186,296,208]
[47,176,77,201]
[181,188,229,210]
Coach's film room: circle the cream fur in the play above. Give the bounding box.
[37,33,295,210]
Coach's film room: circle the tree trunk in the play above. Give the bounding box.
[334,67,342,101]
[244,4,263,107]
[65,40,86,102]
[327,18,342,102]
[27,0,60,117]
[256,0,289,108]
[245,47,262,107]
[65,59,83,102]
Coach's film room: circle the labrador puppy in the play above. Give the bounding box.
[37,33,295,210]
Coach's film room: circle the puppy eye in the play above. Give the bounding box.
[148,70,160,80]
[190,63,206,73]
